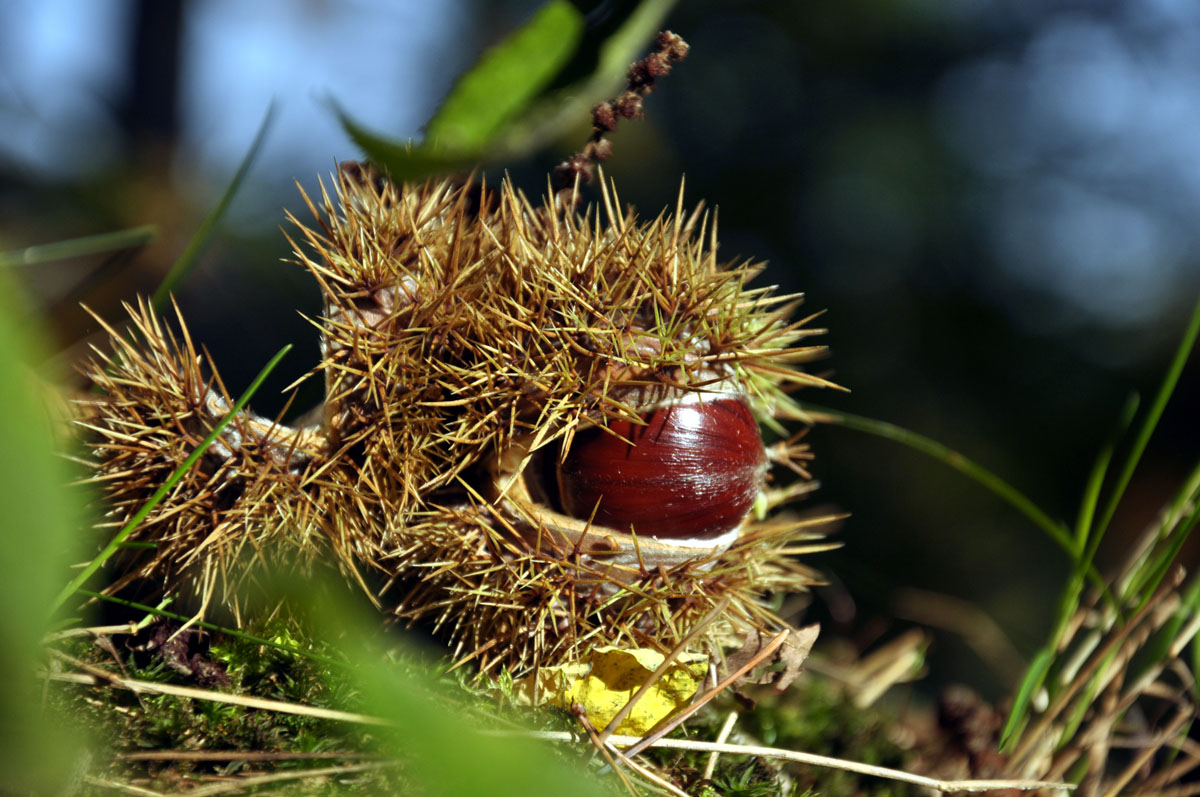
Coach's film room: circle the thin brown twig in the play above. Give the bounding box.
[576,704,689,797]
[602,741,690,797]
[598,595,731,743]
[504,730,1075,793]
[174,761,394,797]
[1011,568,1186,767]
[41,663,389,726]
[1100,706,1194,797]
[621,629,791,759]
[117,750,382,763]
[82,776,166,796]
[703,710,739,780]
[573,704,639,797]
[1137,734,1200,791]
[43,623,142,642]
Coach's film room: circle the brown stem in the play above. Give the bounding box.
[554,31,690,201]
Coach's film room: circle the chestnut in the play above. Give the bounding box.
[556,397,767,541]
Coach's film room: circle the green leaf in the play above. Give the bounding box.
[0,225,157,268]
[1073,393,1138,555]
[151,103,275,310]
[0,273,88,790]
[424,0,585,153]
[340,0,679,183]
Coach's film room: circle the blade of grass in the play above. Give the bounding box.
[52,343,292,611]
[1088,293,1200,562]
[1125,573,1200,694]
[74,588,347,670]
[998,647,1053,750]
[1044,396,1141,668]
[800,405,1109,596]
[0,225,157,268]
[1122,464,1200,604]
[1074,394,1139,555]
[150,104,275,310]
[1131,506,1200,613]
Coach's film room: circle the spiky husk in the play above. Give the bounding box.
[77,168,835,674]
[76,300,328,609]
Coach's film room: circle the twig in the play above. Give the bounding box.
[83,776,166,796]
[117,750,381,763]
[621,630,791,759]
[1010,568,1185,767]
[41,660,389,726]
[1099,706,1193,797]
[703,711,739,780]
[43,623,142,642]
[598,595,730,743]
[178,761,394,797]
[603,741,689,797]
[503,730,1075,793]
[573,704,639,796]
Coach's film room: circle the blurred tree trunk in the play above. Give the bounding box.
[119,0,183,149]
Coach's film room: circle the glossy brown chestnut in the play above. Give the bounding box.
[556,397,767,541]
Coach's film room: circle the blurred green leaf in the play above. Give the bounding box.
[0,273,87,791]
[340,0,678,182]
[0,224,157,268]
[425,1,584,153]
[298,576,611,797]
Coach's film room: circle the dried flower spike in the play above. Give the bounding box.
[77,165,837,675]
[555,30,691,191]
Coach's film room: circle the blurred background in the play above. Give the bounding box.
[2,0,1197,699]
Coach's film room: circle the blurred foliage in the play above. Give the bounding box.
[0,273,88,792]
[0,0,1197,713]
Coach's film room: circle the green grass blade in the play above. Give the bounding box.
[75,588,347,670]
[1122,460,1200,605]
[1090,293,1200,552]
[800,405,1110,594]
[424,1,584,153]
[1046,395,1141,657]
[0,225,157,268]
[1127,575,1200,690]
[151,104,275,310]
[1162,460,1200,539]
[999,646,1053,751]
[53,343,292,611]
[1074,394,1139,554]
[1132,503,1199,613]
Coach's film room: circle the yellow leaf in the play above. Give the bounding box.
[519,647,707,735]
